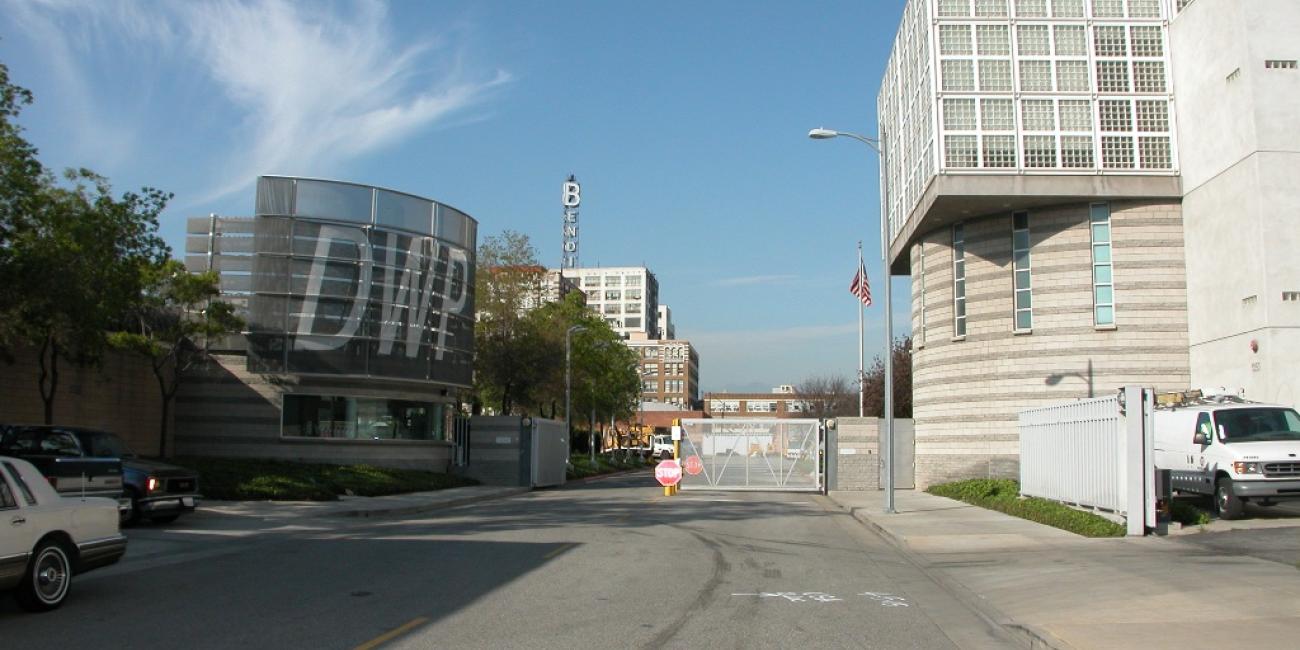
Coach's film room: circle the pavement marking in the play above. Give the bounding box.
[543,542,579,559]
[354,616,429,650]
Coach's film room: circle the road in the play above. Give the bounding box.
[0,472,1015,649]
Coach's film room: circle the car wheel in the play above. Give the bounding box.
[149,514,180,524]
[15,539,73,612]
[1215,477,1245,520]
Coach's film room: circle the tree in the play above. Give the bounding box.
[862,336,913,418]
[110,260,243,457]
[794,374,856,419]
[473,230,549,414]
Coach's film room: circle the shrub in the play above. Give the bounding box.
[928,478,1125,538]
[173,457,477,501]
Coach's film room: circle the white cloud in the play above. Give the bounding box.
[11,0,511,203]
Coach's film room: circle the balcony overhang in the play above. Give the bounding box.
[886,173,1182,274]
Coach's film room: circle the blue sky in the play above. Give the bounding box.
[1,0,911,393]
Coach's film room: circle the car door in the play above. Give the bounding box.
[1,460,40,586]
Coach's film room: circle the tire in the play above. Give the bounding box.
[1215,477,1245,520]
[15,539,73,612]
[659,450,672,461]
[149,514,180,524]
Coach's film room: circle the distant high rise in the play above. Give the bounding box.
[560,267,659,340]
[657,305,675,340]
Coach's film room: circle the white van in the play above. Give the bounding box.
[1153,395,1300,519]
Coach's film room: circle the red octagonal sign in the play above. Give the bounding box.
[655,459,682,487]
[684,455,703,476]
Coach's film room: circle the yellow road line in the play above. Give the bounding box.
[543,542,578,559]
[354,617,430,650]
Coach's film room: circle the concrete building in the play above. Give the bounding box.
[177,176,476,469]
[560,267,659,340]
[657,305,675,340]
[877,0,1298,487]
[628,339,700,409]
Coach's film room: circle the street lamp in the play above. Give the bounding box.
[808,126,897,515]
[566,325,587,457]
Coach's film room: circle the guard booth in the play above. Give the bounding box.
[675,419,822,492]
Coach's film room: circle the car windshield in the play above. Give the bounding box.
[79,432,136,458]
[1213,408,1300,443]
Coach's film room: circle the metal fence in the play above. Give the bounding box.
[677,419,821,492]
[1018,387,1154,535]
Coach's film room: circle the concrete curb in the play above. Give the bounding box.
[333,487,533,519]
[837,503,1071,650]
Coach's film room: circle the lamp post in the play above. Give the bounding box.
[808,127,896,515]
[566,325,587,456]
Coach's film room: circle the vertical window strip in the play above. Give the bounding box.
[953,224,967,337]
[1090,203,1115,325]
[1012,212,1032,331]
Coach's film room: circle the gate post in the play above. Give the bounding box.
[823,419,837,493]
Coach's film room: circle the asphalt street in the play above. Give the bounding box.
[0,472,1015,649]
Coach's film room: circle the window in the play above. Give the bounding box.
[979,59,1014,91]
[1099,100,1133,132]
[1017,25,1051,56]
[953,224,967,337]
[1135,100,1168,131]
[1055,60,1090,91]
[625,275,641,287]
[1138,136,1172,169]
[643,381,658,393]
[1094,26,1127,57]
[975,0,1009,16]
[1024,135,1058,167]
[746,401,777,413]
[1019,60,1053,92]
[1266,60,1299,70]
[1102,136,1135,168]
[786,400,807,413]
[1090,203,1115,326]
[1097,61,1131,92]
[1127,0,1161,18]
[984,136,1017,167]
[940,25,973,56]
[604,303,621,314]
[1052,25,1087,56]
[981,99,1015,130]
[3,462,38,506]
[944,135,979,167]
[938,0,970,16]
[1092,0,1124,18]
[976,25,1010,55]
[711,400,740,413]
[282,395,445,441]
[943,99,978,130]
[942,60,976,91]
[604,275,621,286]
[1132,61,1166,92]
[39,431,81,456]
[604,290,621,301]
[1051,0,1084,18]
[1130,26,1164,57]
[1014,0,1047,17]
[1283,292,1300,302]
[1012,212,1032,331]
[0,475,16,509]
[1061,135,1095,167]
[1021,100,1056,130]
[1059,100,1093,131]
[625,317,642,328]
[626,302,642,313]
[625,288,642,300]
[582,275,599,287]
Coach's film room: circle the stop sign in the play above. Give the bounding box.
[683,455,703,476]
[655,459,682,487]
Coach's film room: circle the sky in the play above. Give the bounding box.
[0,0,911,393]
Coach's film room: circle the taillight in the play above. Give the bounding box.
[146,476,160,492]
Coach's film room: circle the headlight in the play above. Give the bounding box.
[1232,462,1261,475]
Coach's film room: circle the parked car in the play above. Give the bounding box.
[1,455,127,611]
[0,425,200,525]
[0,425,132,520]
[1153,393,1300,519]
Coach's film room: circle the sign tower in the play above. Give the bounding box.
[561,175,580,268]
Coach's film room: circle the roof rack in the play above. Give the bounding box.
[1155,389,1255,409]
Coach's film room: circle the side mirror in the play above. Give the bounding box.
[1193,432,1208,445]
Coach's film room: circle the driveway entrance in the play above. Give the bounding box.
[676,419,822,492]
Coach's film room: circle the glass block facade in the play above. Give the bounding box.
[879,0,1178,242]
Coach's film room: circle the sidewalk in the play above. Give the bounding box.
[829,489,1300,650]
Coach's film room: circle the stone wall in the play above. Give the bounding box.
[0,346,170,456]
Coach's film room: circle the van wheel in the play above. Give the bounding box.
[1215,477,1245,520]
[15,540,73,612]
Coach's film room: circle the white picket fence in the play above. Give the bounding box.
[1018,387,1154,535]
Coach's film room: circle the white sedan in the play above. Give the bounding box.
[1,455,127,611]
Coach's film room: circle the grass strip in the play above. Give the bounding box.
[567,453,651,480]
[927,478,1125,538]
[174,457,478,501]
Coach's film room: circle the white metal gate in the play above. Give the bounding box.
[677,419,822,492]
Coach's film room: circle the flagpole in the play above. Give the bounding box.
[857,241,865,418]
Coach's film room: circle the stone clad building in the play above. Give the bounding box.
[878,0,1299,486]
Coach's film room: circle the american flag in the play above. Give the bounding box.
[850,260,872,306]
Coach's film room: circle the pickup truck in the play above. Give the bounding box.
[1153,397,1300,519]
[0,425,199,524]
[0,425,132,520]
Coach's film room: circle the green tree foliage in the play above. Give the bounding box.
[110,260,244,457]
[0,61,170,423]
